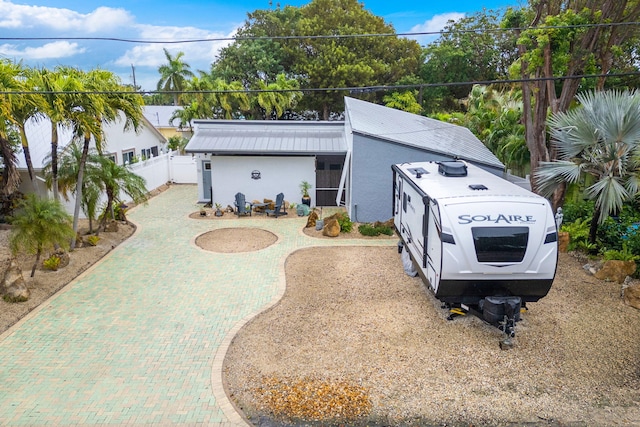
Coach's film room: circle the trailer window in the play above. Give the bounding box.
[472,227,529,263]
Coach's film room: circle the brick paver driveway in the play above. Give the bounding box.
[0,185,395,426]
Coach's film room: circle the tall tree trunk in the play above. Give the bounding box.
[31,247,41,278]
[589,204,601,245]
[0,134,19,196]
[18,126,35,185]
[51,125,59,202]
[70,135,91,249]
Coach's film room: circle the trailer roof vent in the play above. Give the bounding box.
[438,161,467,177]
[408,167,428,178]
[469,184,488,190]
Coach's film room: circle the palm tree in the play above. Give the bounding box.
[9,194,75,277]
[0,59,22,197]
[534,90,640,244]
[31,66,83,202]
[42,140,104,234]
[210,79,250,119]
[254,73,302,119]
[0,61,42,188]
[157,48,195,106]
[169,104,198,134]
[69,69,144,246]
[93,157,148,234]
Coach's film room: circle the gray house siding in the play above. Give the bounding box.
[350,134,504,223]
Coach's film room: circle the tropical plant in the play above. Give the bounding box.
[42,255,61,271]
[31,66,85,202]
[85,235,100,246]
[560,218,592,253]
[42,141,104,234]
[92,157,148,233]
[3,61,41,187]
[504,2,640,196]
[300,180,311,197]
[333,212,353,233]
[169,106,198,134]
[167,135,189,154]
[0,59,23,197]
[9,194,75,277]
[157,48,195,106]
[69,68,144,245]
[254,73,302,119]
[602,243,639,262]
[535,90,640,245]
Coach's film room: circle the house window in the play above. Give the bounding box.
[150,146,159,157]
[122,150,135,164]
[106,153,117,163]
[141,148,151,160]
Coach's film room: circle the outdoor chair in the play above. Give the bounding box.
[234,192,252,216]
[265,193,287,218]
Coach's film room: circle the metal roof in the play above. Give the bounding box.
[344,97,504,169]
[185,120,347,155]
[143,105,183,129]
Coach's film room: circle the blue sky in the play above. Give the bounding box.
[0,0,518,90]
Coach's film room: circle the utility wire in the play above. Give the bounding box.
[1,21,639,44]
[1,71,639,96]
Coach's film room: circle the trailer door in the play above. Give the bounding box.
[393,172,403,232]
[426,199,442,293]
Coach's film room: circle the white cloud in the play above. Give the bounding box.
[0,1,133,33]
[408,12,466,45]
[0,41,85,59]
[114,24,234,70]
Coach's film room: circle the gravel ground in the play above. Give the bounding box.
[223,247,640,427]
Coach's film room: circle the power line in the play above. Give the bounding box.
[1,71,638,96]
[1,21,639,44]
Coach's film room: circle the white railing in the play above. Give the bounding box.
[57,151,197,217]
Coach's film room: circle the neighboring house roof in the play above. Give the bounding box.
[185,121,348,155]
[344,97,503,170]
[143,105,183,129]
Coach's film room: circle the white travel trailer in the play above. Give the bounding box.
[392,160,558,338]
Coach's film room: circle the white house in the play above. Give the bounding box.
[16,113,168,201]
[185,97,508,223]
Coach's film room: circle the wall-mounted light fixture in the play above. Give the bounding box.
[251,170,261,180]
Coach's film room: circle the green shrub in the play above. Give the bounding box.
[561,218,591,252]
[602,243,639,262]
[42,255,61,271]
[358,223,394,236]
[335,212,353,233]
[562,199,594,223]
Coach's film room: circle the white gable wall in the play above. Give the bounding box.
[198,155,315,208]
[102,117,167,165]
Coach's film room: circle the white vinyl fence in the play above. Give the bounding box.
[59,151,197,217]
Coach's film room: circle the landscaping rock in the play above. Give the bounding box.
[2,259,29,302]
[53,248,70,269]
[558,231,570,252]
[322,218,340,237]
[623,283,640,310]
[306,211,319,228]
[104,221,118,233]
[594,260,636,284]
